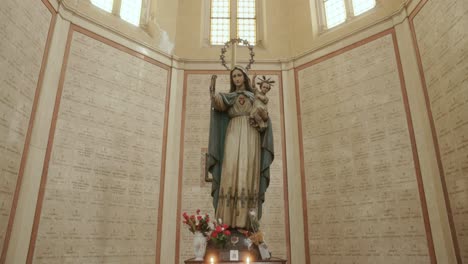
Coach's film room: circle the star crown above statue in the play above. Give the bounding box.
[219,38,255,71]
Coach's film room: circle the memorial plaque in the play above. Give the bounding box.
[297,33,431,263]
[412,0,468,261]
[0,0,53,255]
[32,29,169,264]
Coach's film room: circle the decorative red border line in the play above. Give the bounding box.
[175,70,291,264]
[294,28,436,263]
[409,0,461,262]
[25,24,172,264]
[0,1,57,263]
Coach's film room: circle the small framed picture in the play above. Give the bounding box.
[259,242,271,259]
[229,250,239,261]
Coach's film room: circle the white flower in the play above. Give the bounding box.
[245,238,253,249]
[249,209,256,216]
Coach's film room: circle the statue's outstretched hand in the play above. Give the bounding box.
[210,75,217,97]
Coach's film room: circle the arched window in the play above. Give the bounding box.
[90,0,145,26]
[318,0,376,30]
[210,0,257,45]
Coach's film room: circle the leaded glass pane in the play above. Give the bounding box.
[212,0,230,17]
[237,0,256,45]
[120,0,142,26]
[237,0,256,18]
[237,18,256,45]
[211,18,230,45]
[324,0,346,28]
[91,0,113,13]
[211,0,230,45]
[352,0,376,16]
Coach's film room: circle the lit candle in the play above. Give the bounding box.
[210,257,214,264]
[246,257,250,264]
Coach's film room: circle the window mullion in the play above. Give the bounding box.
[113,0,122,17]
[344,0,353,20]
[230,0,236,40]
[139,0,150,27]
[317,0,326,31]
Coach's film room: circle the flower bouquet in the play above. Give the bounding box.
[209,219,231,248]
[182,209,212,236]
[246,209,270,259]
[246,209,263,245]
[182,209,213,260]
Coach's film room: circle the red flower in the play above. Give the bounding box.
[182,210,212,235]
[210,219,231,246]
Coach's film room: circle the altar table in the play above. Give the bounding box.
[184,257,287,264]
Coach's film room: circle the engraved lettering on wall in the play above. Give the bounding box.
[0,0,52,251]
[413,0,468,261]
[297,35,430,263]
[32,31,168,263]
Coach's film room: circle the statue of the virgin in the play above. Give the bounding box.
[207,65,274,229]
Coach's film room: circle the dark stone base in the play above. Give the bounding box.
[205,228,262,261]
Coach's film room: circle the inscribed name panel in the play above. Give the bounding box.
[0,0,52,251]
[297,34,430,263]
[32,31,169,264]
[413,0,468,261]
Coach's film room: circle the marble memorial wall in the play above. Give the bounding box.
[412,0,468,262]
[0,0,53,254]
[30,29,170,263]
[178,72,288,262]
[296,32,432,263]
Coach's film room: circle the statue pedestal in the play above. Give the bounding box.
[184,257,287,264]
[205,228,262,261]
[205,248,261,262]
[197,228,281,263]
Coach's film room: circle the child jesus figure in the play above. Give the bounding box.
[249,75,274,132]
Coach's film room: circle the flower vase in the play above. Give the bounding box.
[193,231,207,260]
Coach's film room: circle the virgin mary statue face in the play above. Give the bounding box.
[231,69,245,90]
